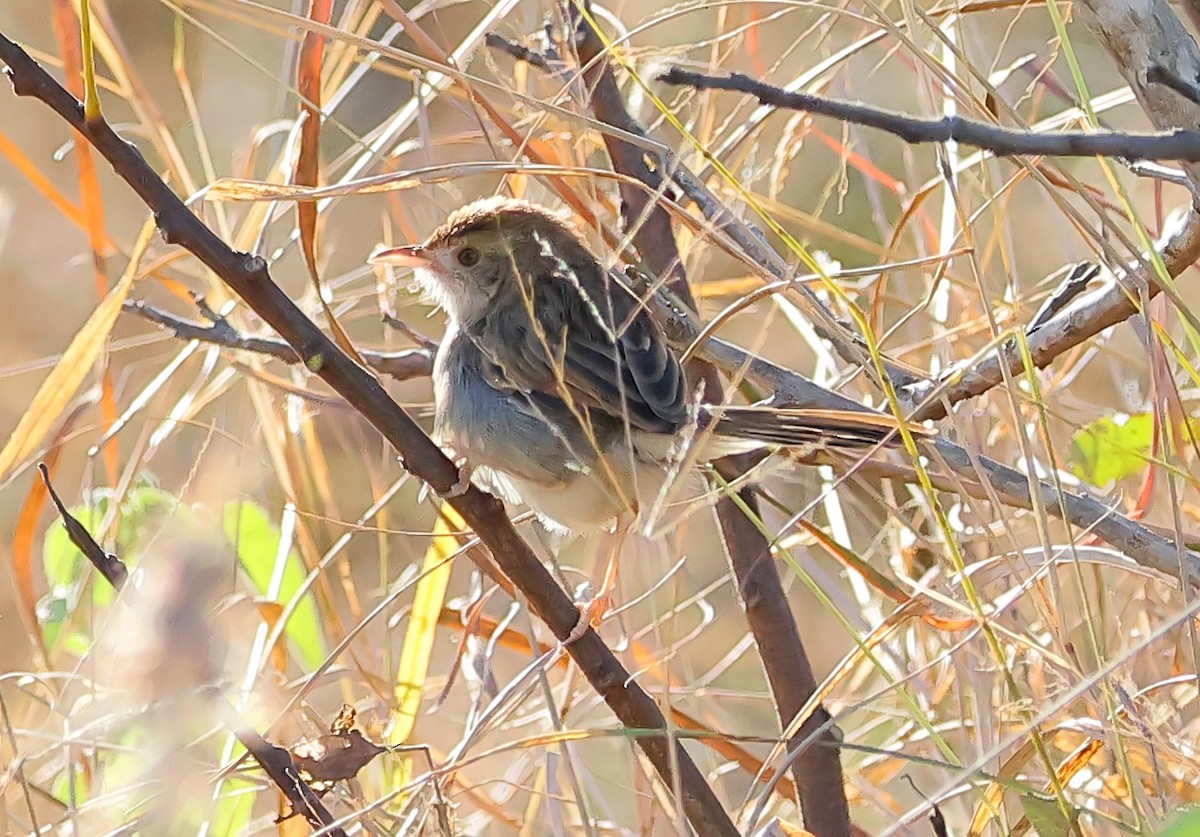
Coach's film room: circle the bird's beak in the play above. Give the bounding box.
[370,244,433,268]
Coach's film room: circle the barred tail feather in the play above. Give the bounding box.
[705,406,929,449]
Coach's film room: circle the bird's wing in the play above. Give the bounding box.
[471,262,687,434]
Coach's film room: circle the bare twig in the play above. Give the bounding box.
[1025,263,1103,336]
[125,299,435,381]
[380,311,439,351]
[574,12,687,294]
[659,66,1200,163]
[38,463,128,591]
[485,32,551,70]
[0,34,740,837]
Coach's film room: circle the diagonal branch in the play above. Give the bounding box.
[0,34,740,837]
[899,211,1200,419]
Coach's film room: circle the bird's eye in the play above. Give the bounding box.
[456,247,481,267]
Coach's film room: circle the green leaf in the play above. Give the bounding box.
[91,484,177,608]
[210,776,257,835]
[1019,792,1078,837]
[36,593,71,650]
[51,761,90,807]
[1070,413,1154,486]
[58,631,92,658]
[42,500,105,589]
[39,483,183,649]
[1161,808,1200,837]
[222,500,325,670]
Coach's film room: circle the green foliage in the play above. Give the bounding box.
[222,499,326,670]
[39,482,177,651]
[1070,413,1155,486]
[1020,792,1079,837]
[210,777,256,835]
[1161,808,1200,837]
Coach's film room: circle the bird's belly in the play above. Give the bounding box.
[499,448,689,533]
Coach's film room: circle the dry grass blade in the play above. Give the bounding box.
[9,399,91,659]
[295,0,364,365]
[0,218,152,484]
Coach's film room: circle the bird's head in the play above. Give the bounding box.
[371,197,596,325]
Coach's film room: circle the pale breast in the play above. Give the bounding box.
[434,327,605,486]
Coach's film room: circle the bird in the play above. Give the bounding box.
[371,196,927,539]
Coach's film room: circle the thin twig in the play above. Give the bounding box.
[125,299,436,381]
[38,463,128,590]
[485,32,551,69]
[660,66,1200,162]
[648,281,1200,584]
[899,208,1200,420]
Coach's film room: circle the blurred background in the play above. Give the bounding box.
[1,0,1198,833]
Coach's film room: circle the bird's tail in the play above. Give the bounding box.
[703,405,929,450]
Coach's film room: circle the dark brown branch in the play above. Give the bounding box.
[125,299,435,381]
[661,66,1200,162]
[38,463,128,590]
[712,470,853,837]
[572,12,853,837]
[0,35,738,837]
[574,14,687,295]
[485,32,551,69]
[241,731,347,836]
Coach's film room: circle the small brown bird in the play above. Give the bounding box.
[372,197,924,534]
